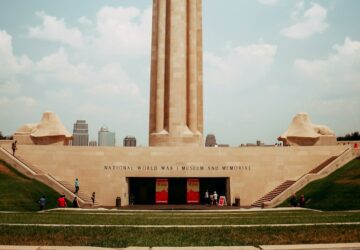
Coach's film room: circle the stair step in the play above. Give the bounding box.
[251,180,296,207]
[309,156,338,174]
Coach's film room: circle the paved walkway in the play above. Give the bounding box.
[1,244,360,250]
[1,222,359,228]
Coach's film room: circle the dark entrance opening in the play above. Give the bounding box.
[128,177,228,205]
[168,178,187,204]
[129,178,156,205]
[199,178,227,204]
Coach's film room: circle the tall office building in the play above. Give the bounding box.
[98,126,116,146]
[72,120,89,146]
[124,136,136,147]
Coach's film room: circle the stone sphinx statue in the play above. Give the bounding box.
[14,111,72,145]
[278,112,336,146]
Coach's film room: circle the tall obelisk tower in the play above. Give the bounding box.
[149,0,203,147]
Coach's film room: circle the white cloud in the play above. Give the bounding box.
[16,96,37,110]
[0,30,32,79]
[258,0,279,6]
[281,3,328,39]
[294,37,360,93]
[0,97,10,109]
[34,47,95,86]
[29,11,84,47]
[0,80,21,94]
[45,88,73,101]
[205,43,277,87]
[28,6,152,56]
[32,48,141,99]
[294,37,360,128]
[78,16,92,26]
[94,6,152,56]
[86,64,140,97]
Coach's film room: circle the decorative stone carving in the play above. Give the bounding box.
[14,111,72,145]
[278,112,336,146]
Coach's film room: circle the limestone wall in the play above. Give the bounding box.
[1,144,347,206]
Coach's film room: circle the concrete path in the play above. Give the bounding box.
[1,244,360,250]
[0,222,359,228]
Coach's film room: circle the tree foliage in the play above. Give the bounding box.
[337,131,360,141]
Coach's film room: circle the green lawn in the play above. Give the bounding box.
[0,223,358,247]
[0,210,359,225]
[0,202,359,247]
[0,160,66,211]
[280,158,360,211]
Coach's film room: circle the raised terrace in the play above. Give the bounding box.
[0,143,350,207]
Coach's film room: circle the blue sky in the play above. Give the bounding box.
[0,0,359,146]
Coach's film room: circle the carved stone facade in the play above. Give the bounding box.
[149,0,203,146]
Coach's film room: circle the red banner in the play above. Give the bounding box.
[155,179,168,204]
[187,178,199,204]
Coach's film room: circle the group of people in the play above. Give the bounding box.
[37,177,96,210]
[289,194,306,207]
[203,190,219,206]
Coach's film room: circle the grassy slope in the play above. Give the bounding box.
[0,160,64,211]
[280,157,360,211]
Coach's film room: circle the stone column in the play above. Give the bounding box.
[149,0,203,147]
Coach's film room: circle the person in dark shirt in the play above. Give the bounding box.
[299,194,305,207]
[290,194,298,207]
[11,141,17,156]
[72,197,80,208]
[74,178,79,194]
[38,196,46,210]
[91,192,96,206]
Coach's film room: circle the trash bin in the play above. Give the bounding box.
[116,197,121,207]
[235,198,240,207]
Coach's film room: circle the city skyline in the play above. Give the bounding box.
[0,0,360,146]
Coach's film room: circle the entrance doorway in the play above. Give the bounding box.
[129,178,156,205]
[128,177,228,205]
[168,178,187,204]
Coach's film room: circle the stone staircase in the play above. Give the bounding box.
[0,146,96,208]
[254,147,360,208]
[56,179,100,206]
[251,180,296,207]
[15,156,44,174]
[251,151,356,208]
[308,156,338,174]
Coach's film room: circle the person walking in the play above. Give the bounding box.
[213,191,218,206]
[299,194,305,207]
[72,197,80,208]
[91,192,96,206]
[11,140,17,156]
[57,195,67,208]
[204,189,209,205]
[74,178,79,194]
[38,196,46,210]
[290,194,298,207]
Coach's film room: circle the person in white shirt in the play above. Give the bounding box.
[213,191,218,205]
